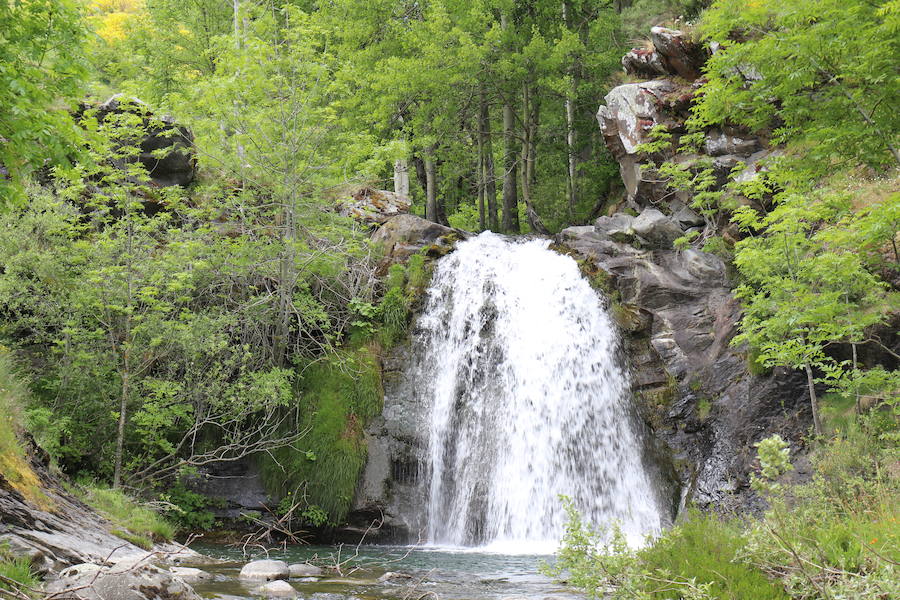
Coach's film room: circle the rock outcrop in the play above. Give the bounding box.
[572,28,810,512]
[370,213,467,266]
[601,27,777,213]
[558,208,809,512]
[336,187,411,226]
[0,439,195,574]
[89,94,197,188]
[45,561,202,600]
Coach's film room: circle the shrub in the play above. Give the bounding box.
[638,511,788,600]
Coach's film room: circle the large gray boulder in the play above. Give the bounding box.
[596,80,680,206]
[288,563,323,577]
[238,559,290,582]
[371,214,465,265]
[630,209,684,249]
[44,562,202,600]
[256,580,297,597]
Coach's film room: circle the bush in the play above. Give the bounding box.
[638,511,788,600]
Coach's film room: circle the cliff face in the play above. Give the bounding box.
[559,27,811,514]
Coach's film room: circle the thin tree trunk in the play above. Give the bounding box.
[479,91,499,230]
[477,130,486,230]
[500,12,519,234]
[521,82,549,234]
[113,216,134,489]
[804,363,823,436]
[852,343,860,415]
[393,159,409,198]
[273,192,295,368]
[425,154,438,223]
[563,0,578,218]
[502,101,519,233]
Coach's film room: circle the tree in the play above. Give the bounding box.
[731,192,893,436]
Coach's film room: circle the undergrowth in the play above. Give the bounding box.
[0,349,52,510]
[0,542,38,599]
[78,485,175,549]
[548,406,899,600]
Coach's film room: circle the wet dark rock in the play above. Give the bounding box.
[345,344,428,544]
[556,220,810,513]
[92,94,196,188]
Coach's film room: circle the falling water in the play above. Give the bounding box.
[410,232,663,553]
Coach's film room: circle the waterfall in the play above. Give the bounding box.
[408,232,663,553]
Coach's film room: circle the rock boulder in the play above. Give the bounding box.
[44,562,202,600]
[238,560,290,582]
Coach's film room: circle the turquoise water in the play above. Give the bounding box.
[186,544,582,600]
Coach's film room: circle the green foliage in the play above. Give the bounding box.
[741,425,900,599]
[0,350,51,510]
[0,0,88,204]
[546,498,782,600]
[260,345,383,524]
[637,512,788,600]
[697,0,900,171]
[79,484,175,547]
[0,542,38,599]
[160,485,218,532]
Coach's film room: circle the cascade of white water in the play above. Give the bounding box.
[410,232,662,553]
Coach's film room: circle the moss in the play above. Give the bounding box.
[747,346,771,376]
[260,344,383,524]
[0,349,53,511]
[110,529,153,550]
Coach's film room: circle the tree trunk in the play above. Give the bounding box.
[113,217,134,489]
[804,363,823,436]
[393,159,409,198]
[562,0,578,219]
[476,130,486,231]
[479,91,499,230]
[500,11,519,234]
[425,155,438,223]
[273,192,295,368]
[113,347,129,489]
[501,101,519,233]
[521,82,549,234]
